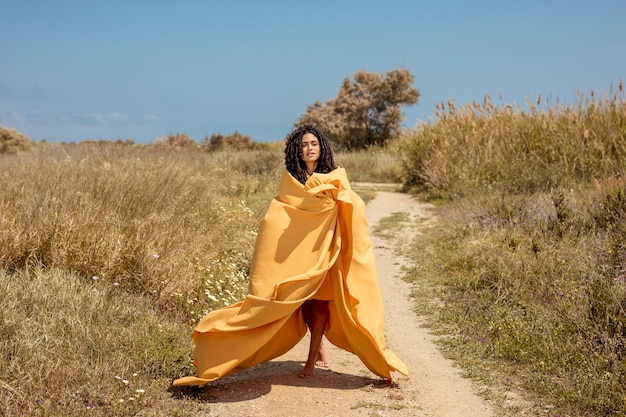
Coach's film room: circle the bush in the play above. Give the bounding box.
[0,125,31,154]
[154,132,198,149]
[201,131,253,152]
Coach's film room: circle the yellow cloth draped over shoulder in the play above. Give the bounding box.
[173,168,408,386]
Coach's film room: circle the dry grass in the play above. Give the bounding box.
[401,83,626,416]
[0,267,195,416]
[3,87,624,415]
[335,146,404,183]
[400,83,626,198]
[0,140,399,416]
[0,144,283,319]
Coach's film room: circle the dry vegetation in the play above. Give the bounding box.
[400,84,626,198]
[401,82,626,416]
[0,124,31,154]
[1,81,624,416]
[0,140,402,416]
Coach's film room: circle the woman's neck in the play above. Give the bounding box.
[305,162,317,176]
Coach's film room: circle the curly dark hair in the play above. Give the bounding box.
[284,124,337,184]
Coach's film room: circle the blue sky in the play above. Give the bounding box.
[1,1,624,143]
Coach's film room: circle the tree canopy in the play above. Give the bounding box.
[296,68,420,149]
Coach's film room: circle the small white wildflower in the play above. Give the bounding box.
[153,254,159,259]
[92,276,99,281]
[113,282,119,287]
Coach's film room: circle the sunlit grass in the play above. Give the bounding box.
[0,144,280,319]
[400,83,626,198]
[400,83,626,416]
[335,146,404,183]
[2,83,624,416]
[0,267,195,417]
[0,140,400,416]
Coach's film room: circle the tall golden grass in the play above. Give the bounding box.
[402,83,626,416]
[335,146,405,183]
[2,83,623,415]
[0,144,285,316]
[400,82,626,198]
[0,140,402,416]
[0,144,285,416]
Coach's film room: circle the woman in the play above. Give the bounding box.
[173,125,407,386]
[287,125,336,377]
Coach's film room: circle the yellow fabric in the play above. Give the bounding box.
[173,168,408,386]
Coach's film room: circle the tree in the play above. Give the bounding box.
[296,68,420,149]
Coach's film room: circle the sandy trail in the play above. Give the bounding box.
[181,190,495,417]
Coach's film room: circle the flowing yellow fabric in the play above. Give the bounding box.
[173,168,408,386]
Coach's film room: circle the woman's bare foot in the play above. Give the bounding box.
[299,362,316,378]
[315,340,329,368]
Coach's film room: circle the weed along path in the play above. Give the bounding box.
[174,189,495,417]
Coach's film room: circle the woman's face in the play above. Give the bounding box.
[301,133,320,163]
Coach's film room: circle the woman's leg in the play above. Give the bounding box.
[316,339,329,367]
[300,299,329,377]
[302,300,330,368]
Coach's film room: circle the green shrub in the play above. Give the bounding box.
[201,131,254,151]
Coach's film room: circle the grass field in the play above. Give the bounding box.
[0,141,405,416]
[1,82,625,416]
[400,83,626,416]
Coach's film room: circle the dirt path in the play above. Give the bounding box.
[184,190,495,417]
